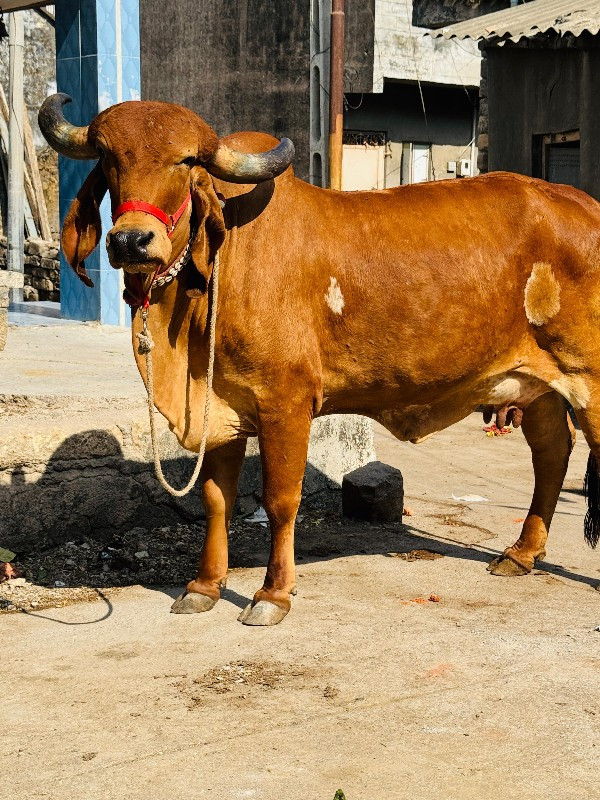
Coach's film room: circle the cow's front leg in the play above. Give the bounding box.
[171,438,247,613]
[488,391,574,576]
[238,404,312,626]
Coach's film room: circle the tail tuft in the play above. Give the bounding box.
[584,452,600,548]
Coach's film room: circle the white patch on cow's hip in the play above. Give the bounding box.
[325,276,344,315]
[524,262,561,326]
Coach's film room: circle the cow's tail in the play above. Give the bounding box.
[584,452,600,547]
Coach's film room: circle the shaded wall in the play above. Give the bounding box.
[486,42,600,200]
[140,0,310,179]
[345,1,375,93]
[140,1,374,182]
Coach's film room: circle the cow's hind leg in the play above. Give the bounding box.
[488,391,575,576]
[171,438,246,613]
[238,403,312,626]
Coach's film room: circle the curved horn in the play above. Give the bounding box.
[38,93,98,160]
[206,138,295,184]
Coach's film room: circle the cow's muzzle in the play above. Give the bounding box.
[108,229,154,263]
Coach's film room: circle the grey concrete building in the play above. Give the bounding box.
[140,1,488,190]
[340,0,482,190]
[432,0,600,199]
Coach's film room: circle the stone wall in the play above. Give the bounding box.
[0,238,60,302]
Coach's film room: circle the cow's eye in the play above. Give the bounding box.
[177,156,196,167]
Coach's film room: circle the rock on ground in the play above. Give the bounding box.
[342,459,404,522]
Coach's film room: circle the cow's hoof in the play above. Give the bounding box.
[238,600,289,626]
[486,555,530,577]
[170,591,217,614]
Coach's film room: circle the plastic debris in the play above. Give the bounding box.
[451,493,488,503]
[246,506,269,524]
[54,580,66,588]
[483,424,512,437]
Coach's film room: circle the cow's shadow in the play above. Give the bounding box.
[1,429,597,609]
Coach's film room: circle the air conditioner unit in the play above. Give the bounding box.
[457,159,472,177]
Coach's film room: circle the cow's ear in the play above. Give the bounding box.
[61,162,108,288]
[188,168,226,293]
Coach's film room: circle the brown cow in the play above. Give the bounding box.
[39,94,599,626]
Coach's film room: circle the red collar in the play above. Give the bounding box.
[112,191,191,239]
[114,189,193,310]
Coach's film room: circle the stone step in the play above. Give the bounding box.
[0,393,374,554]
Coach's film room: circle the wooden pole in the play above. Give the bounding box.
[0,83,38,239]
[7,11,25,299]
[0,115,37,239]
[328,0,344,190]
[24,107,52,240]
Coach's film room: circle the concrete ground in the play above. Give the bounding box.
[3,322,600,799]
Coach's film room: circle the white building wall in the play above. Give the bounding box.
[373,0,481,91]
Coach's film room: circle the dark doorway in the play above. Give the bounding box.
[534,130,581,189]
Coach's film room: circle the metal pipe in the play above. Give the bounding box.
[471,100,477,176]
[7,11,24,302]
[328,0,344,190]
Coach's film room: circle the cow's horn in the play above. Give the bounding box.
[38,93,98,160]
[206,138,295,183]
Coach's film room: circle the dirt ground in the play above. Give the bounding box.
[3,414,600,800]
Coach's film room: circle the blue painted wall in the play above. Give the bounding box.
[55,0,140,324]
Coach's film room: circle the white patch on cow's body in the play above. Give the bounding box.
[325,276,344,315]
[483,375,549,407]
[524,262,561,326]
[549,376,590,409]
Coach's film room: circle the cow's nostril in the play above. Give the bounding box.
[109,229,154,261]
[137,231,154,248]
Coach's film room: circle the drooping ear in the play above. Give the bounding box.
[61,162,108,287]
[189,168,226,292]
